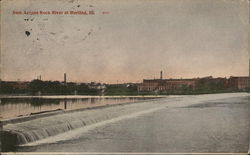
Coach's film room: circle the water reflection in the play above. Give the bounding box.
[64,100,67,110]
[0,97,156,120]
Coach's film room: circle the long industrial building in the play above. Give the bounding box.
[137,71,249,92]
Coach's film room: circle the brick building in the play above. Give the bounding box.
[137,71,197,92]
[228,76,250,90]
[137,78,197,92]
[137,71,249,92]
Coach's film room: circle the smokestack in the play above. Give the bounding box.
[160,71,163,80]
[64,73,67,84]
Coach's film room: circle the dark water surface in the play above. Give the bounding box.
[0,96,157,120]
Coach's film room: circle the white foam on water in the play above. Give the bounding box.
[23,107,164,146]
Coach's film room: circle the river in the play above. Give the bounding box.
[1,93,249,153]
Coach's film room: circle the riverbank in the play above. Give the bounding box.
[0,95,165,99]
[0,89,248,97]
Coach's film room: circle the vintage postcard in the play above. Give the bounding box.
[0,0,249,154]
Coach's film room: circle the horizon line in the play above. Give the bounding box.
[1,75,249,84]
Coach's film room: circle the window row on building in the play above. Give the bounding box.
[137,76,250,92]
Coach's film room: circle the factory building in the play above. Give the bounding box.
[228,76,249,90]
[137,71,249,92]
[137,71,197,92]
[227,59,250,91]
[137,78,197,92]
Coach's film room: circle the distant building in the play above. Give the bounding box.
[6,81,29,90]
[228,76,250,90]
[137,71,198,92]
[137,78,197,92]
[137,71,250,92]
[138,79,162,91]
[88,82,106,90]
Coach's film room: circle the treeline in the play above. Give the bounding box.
[0,81,27,94]
[195,78,227,93]
[104,84,138,95]
[0,80,100,95]
[0,79,248,96]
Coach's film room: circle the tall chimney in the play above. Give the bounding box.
[64,73,67,84]
[160,71,163,80]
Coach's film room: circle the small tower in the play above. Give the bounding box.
[160,71,163,80]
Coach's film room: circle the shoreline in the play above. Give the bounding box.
[0,95,166,99]
[0,91,247,99]
[0,91,248,99]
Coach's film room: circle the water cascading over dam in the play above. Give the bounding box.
[1,98,167,151]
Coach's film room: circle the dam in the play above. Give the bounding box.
[1,93,249,153]
[0,96,163,151]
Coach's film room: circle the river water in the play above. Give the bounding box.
[1,93,250,153]
[0,96,158,120]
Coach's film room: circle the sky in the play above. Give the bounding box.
[1,0,249,83]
